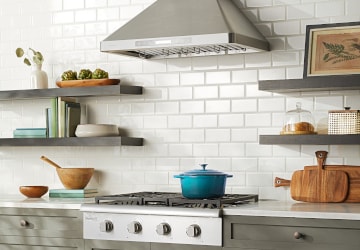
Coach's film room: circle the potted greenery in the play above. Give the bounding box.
[16,48,48,89]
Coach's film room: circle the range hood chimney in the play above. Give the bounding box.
[101,0,270,59]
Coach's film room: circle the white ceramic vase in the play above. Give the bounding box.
[30,64,48,89]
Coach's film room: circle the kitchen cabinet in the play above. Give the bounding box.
[223,215,360,250]
[0,207,84,249]
[0,85,144,147]
[258,75,360,145]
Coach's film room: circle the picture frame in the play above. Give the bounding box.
[303,22,360,78]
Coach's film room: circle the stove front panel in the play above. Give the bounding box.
[83,212,222,246]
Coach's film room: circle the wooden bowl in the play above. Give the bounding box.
[56,168,94,189]
[19,186,48,198]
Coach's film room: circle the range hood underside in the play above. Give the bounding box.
[101,33,269,59]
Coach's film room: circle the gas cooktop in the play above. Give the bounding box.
[94,192,259,209]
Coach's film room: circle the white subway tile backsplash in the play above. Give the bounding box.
[0,0,358,201]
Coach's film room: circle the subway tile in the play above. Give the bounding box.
[218,54,245,69]
[193,144,219,157]
[259,6,286,21]
[144,115,167,129]
[169,144,193,157]
[258,97,285,112]
[232,158,258,172]
[120,5,144,19]
[180,72,205,85]
[64,0,84,9]
[169,87,192,100]
[167,58,192,72]
[219,143,245,156]
[232,70,258,83]
[259,158,285,172]
[63,24,85,37]
[155,73,179,86]
[168,115,192,128]
[245,53,272,68]
[192,56,218,71]
[315,1,345,17]
[246,172,273,186]
[155,102,179,114]
[75,9,96,22]
[259,68,286,81]
[232,128,258,142]
[232,99,257,112]
[274,20,300,35]
[206,71,231,84]
[194,86,218,99]
[245,113,271,127]
[193,115,218,128]
[206,100,231,113]
[97,7,120,21]
[219,114,244,127]
[180,129,205,142]
[272,52,300,67]
[180,101,204,114]
[286,35,306,50]
[246,0,273,8]
[205,129,231,142]
[86,0,108,8]
[286,4,315,20]
[220,85,245,98]
[53,11,74,24]
[155,129,180,143]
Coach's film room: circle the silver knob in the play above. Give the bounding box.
[127,221,142,234]
[20,219,29,227]
[100,220,113,232]
[156,223,171,235]
[186,224,201,237]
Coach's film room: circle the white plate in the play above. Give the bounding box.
[75,124,119,137]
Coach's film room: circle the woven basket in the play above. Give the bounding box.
[328,108,360,134]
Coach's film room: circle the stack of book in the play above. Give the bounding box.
[47,97,82,138]
[49,188,98,198]
[13,128,47,138]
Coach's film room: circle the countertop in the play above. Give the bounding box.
[0,195,95,209]
[223,200,360,220]
[1,195,360,221]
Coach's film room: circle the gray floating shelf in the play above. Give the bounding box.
[258,75,360,93]
[0,84,143,100]
[259,134,360,145]
[0,137,144,147]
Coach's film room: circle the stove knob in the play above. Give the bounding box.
[127,221,142,234]
[100,220,113,233]
[186,224,201,237]
[156,223,171,235]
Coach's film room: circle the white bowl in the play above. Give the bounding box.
[75,124,119,137]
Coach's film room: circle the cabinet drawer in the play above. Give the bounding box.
[0,236,84,250]
[224,216,360,250]
[0,207,82,238]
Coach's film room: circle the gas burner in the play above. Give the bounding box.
[95,192,258,209]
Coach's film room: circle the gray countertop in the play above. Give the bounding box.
[223,200,360,220]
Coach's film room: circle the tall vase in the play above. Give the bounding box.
[30,64,48,89]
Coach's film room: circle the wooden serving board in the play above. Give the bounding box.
[304,165,360,202]
[56,79,120,88]
[279,151,349,203]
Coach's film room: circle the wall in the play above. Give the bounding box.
[0,0,359,200]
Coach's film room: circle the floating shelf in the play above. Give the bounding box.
[0,137,144,147]
[259,134,360,145]
[0,84,143,100]
[258,75,360,93]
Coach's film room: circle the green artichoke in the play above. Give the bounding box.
[92,68,108,79]
[61,70,78,81]
[78,69,92,80]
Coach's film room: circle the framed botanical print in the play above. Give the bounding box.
[303,22,360,77]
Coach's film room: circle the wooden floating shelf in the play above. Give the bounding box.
[259,134,360,145]
[0,137,144,147]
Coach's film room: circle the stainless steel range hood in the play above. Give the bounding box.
[101,0,270,59]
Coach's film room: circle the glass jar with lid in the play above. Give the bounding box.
[281,102,316,135]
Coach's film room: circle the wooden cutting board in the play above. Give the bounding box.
[303,165,360,202]
[285,151,349,203]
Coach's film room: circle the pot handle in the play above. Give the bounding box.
[173,175,184,179]
[227,174,233,178]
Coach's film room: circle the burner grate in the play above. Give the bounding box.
[95,192,258,208]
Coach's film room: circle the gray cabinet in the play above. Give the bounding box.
[223,215,360,250]
[0,207,84,249]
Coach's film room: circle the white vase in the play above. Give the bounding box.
[30,64,48,89]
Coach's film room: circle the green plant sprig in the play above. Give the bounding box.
[15,47,44,66]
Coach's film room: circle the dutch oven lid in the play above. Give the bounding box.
[181,164,229,176]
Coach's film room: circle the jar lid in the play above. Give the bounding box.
[180,164,229,176]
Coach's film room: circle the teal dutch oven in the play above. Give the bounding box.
[174,164,233,199]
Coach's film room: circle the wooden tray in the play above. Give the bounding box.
[56,79,120,88]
